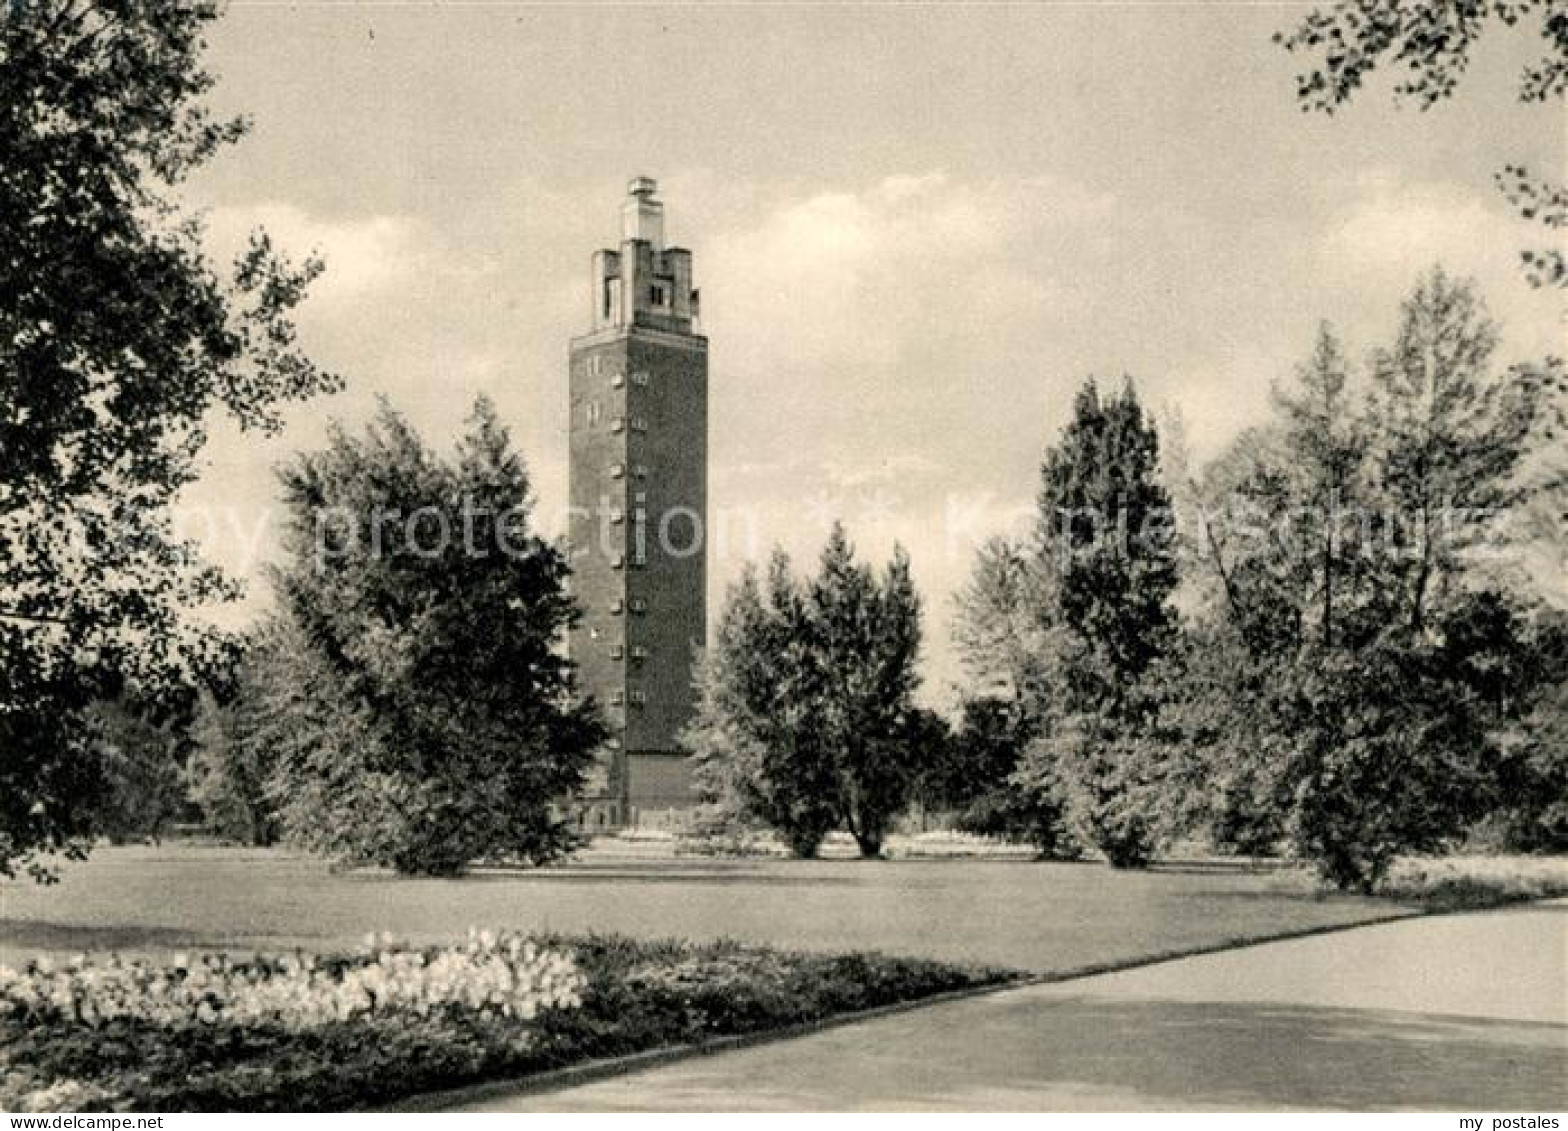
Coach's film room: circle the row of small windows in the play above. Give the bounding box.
[609,597,648,614]
[609,553,646,569]
[609,690,649,706]
[607,644,651,661]
[609,463,649,479]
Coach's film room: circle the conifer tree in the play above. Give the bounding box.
[686,525,925,858]
[810,525,924,857]
[265,397,602,874]
[688,557,840,858]
[1273,324,1369,649]
[1015,378,1181,867]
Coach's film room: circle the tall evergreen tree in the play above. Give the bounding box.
[687,557,840,858]
[1038,379,1179,707]
[265,397,602,875]
[686,525,925,858]
[1015,378,1181,867]
[809,524,924,858]
[1273,324,1370,648]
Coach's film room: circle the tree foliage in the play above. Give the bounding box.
[1038,380,1180,705]
[1277,0,1568,286]
[1021,378,1181,867]
[948,379,1182,864]
[946,539,1071,854]
[0,1,338,877]
[84,699,191,845]
[1180,270,1564,887]
[950,536,1053,702]
[186,623,297,847]
[920,695,1061,847]
[262,398,601,875]
[686,524,925,858]
[687,558,840,858]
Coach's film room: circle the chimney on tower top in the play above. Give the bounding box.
[622,176,664,247]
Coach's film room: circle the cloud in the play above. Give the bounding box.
[1320,175,1555,336]
[702,173,1113,377]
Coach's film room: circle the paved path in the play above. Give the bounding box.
[455,902,1568,1111]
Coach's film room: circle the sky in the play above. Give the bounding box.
[179,1,1566,703]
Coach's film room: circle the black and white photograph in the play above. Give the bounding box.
[1,0,1565,1116]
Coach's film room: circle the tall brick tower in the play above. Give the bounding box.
[568,177,707,828]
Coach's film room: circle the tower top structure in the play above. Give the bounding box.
[621,176,663,246]
[588,176,700,336]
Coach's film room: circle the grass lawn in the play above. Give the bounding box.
[4,845,1562,1111]
[1,842,1418,974]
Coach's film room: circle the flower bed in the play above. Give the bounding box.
[1,932,1016,1112]
[1376,855,1568,911]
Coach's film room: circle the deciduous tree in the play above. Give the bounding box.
[1181,273,1564,886]
[1277,0,1568,286]
[0,2,337,878]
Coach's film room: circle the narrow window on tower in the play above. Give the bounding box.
[609,690,625,705]
[609,462,625,479]
[633,464,649,479]
[649,284,666,307]
[610,553,625,569]
[609,509,625,525]
[630,416,647,433]
[610,372,625,389]
[586,402,602,425]
[609,597,624,614]
[629,689,647,706]
[632,370,650,387]
[609,644,624,660]
[602,281,615,320]
[610,416,626,434]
